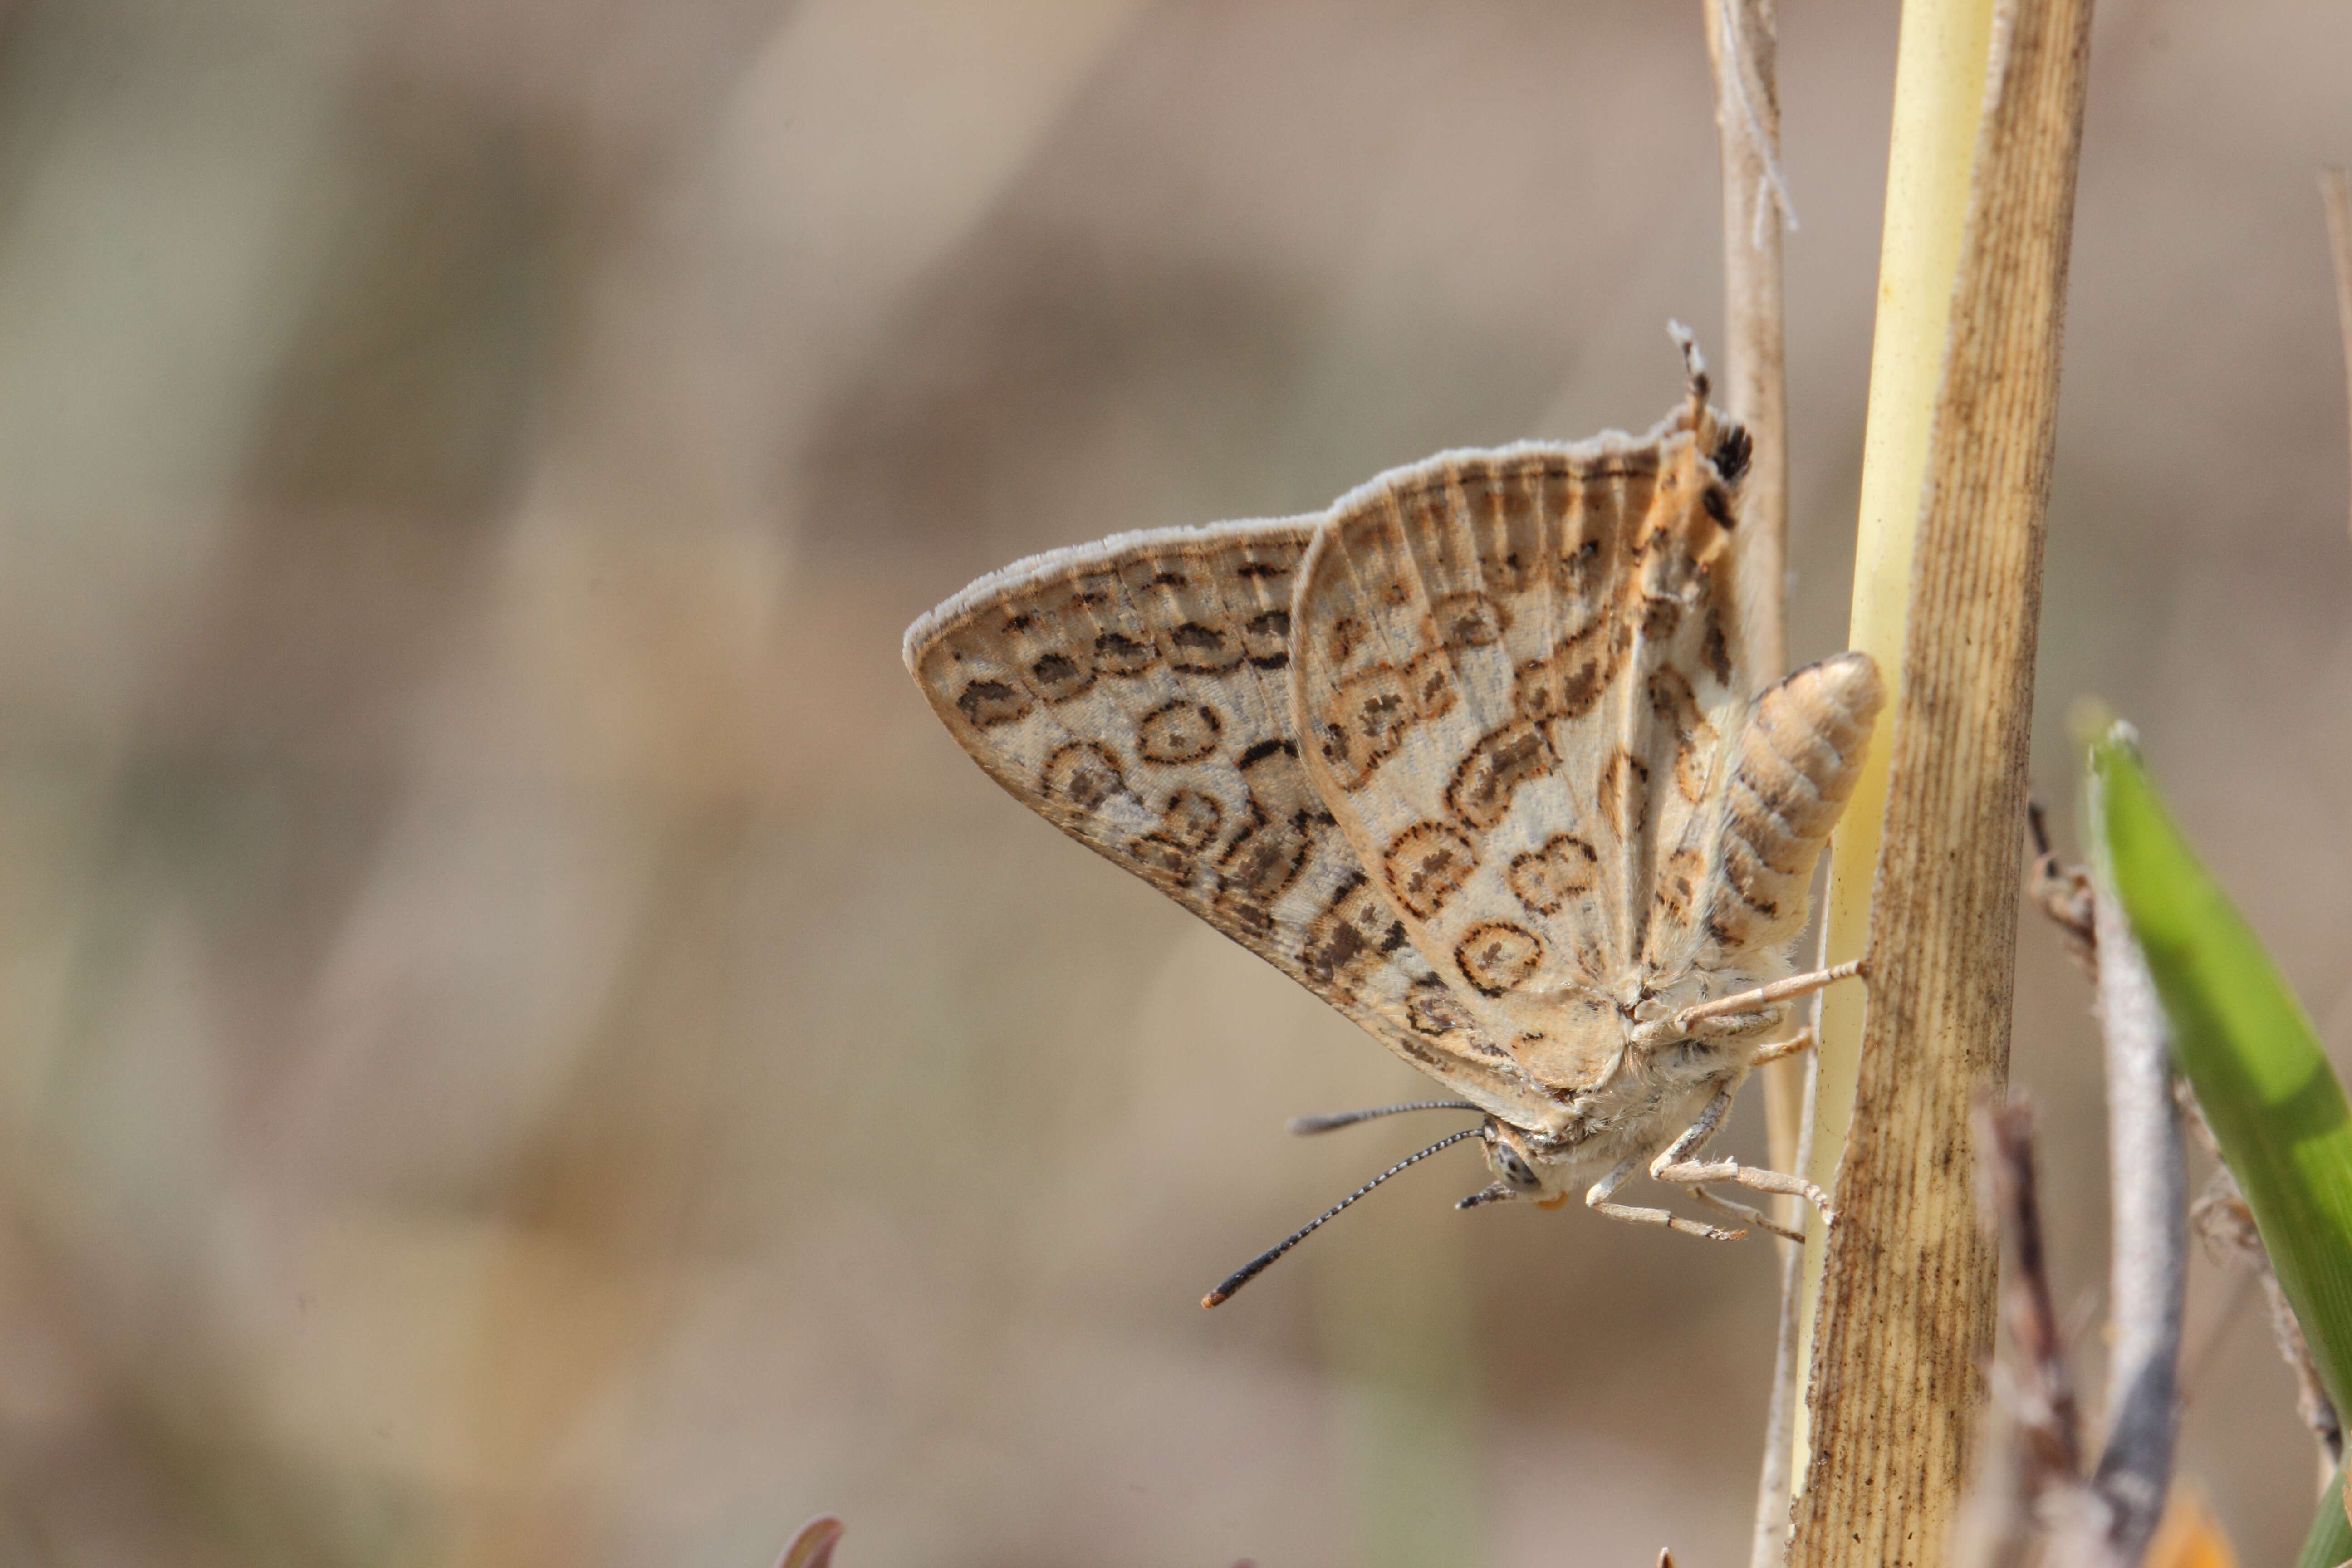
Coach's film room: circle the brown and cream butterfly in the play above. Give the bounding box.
[903,341,1882,1305]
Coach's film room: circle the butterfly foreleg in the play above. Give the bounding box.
[1585,1153,1743,1241]
[1628,1009,1786,1052]
[1671,958,1866,1032]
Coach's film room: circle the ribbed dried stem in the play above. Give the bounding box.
[1704,0,1792,696]
[1698,7,1804,1556]
[1792,0,1995,1480]
[2323,168,2352,544]
[1786,0,2093,1559]
[1950,1099,2087,1568]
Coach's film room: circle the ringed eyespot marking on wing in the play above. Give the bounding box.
[1041,741,1131,813]
[1514,623,1620,723]
[959,678,1032,729]
[1404,651,1458,722]
[1429,591,1508,650]
[1456,921,1543,996]
[1383,821,1478,919]
[1319,664,1415,789]
[1406,988,1469,1038]
[1167,620,1243,673]
[1241,609,1291,668]
[1303,875,1399,997]
[1137,700,1225,764]
[1093,630,1158,675]
[1508,833,1597,916]
[1448,721,1551,832]
[1159,788,1224,853]
[1216,805,1311,906]
[1029,649,1093,702]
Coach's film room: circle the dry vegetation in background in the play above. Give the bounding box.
[0,2,2348,1565]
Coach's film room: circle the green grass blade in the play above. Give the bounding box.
[2296,1465,2350,1568]
[2094,728,2352,1556]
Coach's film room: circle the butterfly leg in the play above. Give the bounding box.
[1747,1027,1817,1068]
[1585,1155,1744,1241]
[1672,958,1867,1031]
[1647,1083,1838,1225]
[1692,1185,1804,1244]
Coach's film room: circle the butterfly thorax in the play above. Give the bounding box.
[1475,973,1799,1198]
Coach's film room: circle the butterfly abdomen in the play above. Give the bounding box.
[1705,652,1886,956]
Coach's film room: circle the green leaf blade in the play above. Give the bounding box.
[2097,732,2352,1413]
[2094,729,2352,1563]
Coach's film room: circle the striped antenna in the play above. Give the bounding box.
[1201,1128,1480,1308]
[1286,1100,1480,1135]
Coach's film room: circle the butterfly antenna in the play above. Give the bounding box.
[1287,1100,1480,1136]
[1202,1128,1481,1308]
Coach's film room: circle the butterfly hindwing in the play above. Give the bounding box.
[903,519,1555,1127]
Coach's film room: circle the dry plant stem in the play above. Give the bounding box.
[778,1515,845,1568]
[1701,0,1803,1182]
[1951,1098,2085,1568]
[2322,167,2352,543]
[1704,0,1792,696]
[1698,8,1803,1553]
[2086,853,2185,1562]
[1794,0,1997,1479]
[1754,1217,1808,1568]
[1989,1101,2084,1481]
[1787,0,2092,1558]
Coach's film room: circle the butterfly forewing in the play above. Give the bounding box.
[1289,417,1760,1093]
[902,518,1548,1124]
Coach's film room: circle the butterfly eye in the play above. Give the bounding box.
[1494,1143,1542,1192]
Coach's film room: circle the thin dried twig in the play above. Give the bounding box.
[2321,168,2352,544]
[1953,1098,2085,1568]
[1991,1099,2084,1479]
[1703,0,1793,692]
[2026,800,2096,975]
[777,1515,844,1568]
[1699,6,1805,1560]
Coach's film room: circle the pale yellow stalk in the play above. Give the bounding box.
[1789,0,1995,1484]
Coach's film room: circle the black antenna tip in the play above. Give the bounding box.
[1198,1127,1480,1308]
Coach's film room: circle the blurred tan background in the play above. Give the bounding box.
[0,1,2347,1563]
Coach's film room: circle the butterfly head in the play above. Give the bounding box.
[1481,1119,1573,1209]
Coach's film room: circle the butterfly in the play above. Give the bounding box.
[903,340,1882,1305]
